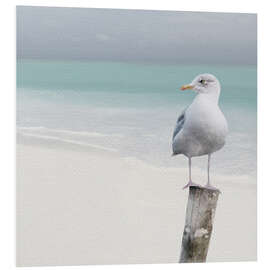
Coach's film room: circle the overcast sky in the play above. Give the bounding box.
[16,6,257,65]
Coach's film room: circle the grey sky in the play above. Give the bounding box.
[16,6,257,65]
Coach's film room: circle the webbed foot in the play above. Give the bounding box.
[182,181,201,190]
[204,184,221,193]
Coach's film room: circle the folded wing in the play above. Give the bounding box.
[172,108,186,141]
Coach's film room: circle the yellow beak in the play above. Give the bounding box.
[181,84,194,91]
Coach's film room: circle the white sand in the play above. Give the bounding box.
[16,141,256,266]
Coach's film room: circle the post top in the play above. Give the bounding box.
[189,186,221,195]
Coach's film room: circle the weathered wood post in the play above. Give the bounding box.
[179,186,220,263]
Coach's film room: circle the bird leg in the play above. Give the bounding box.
[183,157,201,189]
[204,154,220,192]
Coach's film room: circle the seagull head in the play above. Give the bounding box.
[181,74,220,95]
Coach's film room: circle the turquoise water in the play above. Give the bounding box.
[17,60,257,176]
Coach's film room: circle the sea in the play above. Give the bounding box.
[17,60,257,178]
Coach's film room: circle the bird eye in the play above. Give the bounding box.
[199,79,206,84]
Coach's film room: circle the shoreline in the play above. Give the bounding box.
[17,130,256,185]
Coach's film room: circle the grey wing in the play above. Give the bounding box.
[172,108,186,141]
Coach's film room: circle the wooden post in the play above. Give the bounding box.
[179,186,220,263]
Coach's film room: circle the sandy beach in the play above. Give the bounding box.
[16,137,256,266]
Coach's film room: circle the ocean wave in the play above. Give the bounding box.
[17,126,124,138]
[17,131,118,153]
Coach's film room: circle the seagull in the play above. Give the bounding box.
[172,74,228,190]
